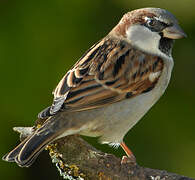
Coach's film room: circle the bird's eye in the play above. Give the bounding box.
[147,19,156,27]
[145,18,168,32]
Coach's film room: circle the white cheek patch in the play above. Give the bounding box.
[149,71,161,82]
[126,25,167,59]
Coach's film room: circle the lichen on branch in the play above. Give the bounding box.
[14,127,194,180]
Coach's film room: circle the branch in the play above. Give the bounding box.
[46,136,194,180]
[14,127,194,180]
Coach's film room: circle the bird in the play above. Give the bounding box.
[3,7,186,167]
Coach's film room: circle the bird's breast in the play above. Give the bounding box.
[79,58,173,143]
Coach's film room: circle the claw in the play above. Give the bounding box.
[121,155,136,164]
[120,142,136,164]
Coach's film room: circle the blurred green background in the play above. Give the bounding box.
[0,0,194,179]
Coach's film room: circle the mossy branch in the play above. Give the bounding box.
[46,135,194,180]
[15,127,194,180]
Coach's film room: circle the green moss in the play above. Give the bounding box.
[46,143,86,180]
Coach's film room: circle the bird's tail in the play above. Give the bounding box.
[2,128,58,167]
[2,136,30,163]
[2,115,69,167]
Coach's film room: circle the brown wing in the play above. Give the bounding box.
[39,36,164,118]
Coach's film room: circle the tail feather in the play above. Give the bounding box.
[17,131,57,167]
[3,130,58,167]
[2,137,29,162]
[2,116,61,167]
[3,113,80,167]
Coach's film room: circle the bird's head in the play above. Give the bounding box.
[111,8,186,59]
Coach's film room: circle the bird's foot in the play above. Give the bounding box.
[121,155,136,165]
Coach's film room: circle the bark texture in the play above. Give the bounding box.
[45,135,194,180]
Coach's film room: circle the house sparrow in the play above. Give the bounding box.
[3,7,186,167]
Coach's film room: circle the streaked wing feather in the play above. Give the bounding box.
[49,36,164,114]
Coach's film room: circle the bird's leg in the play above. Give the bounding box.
[120,142,136,164]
